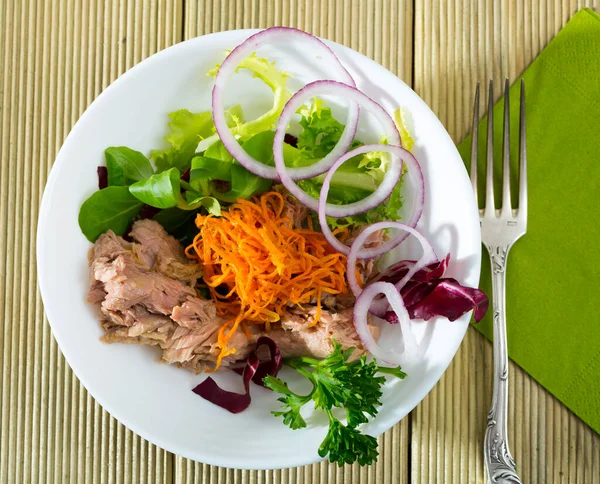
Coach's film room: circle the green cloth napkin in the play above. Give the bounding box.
[457,8,600,434]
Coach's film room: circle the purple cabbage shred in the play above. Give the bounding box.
[192,336,282,414]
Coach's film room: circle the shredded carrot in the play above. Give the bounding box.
[187,191,349,371]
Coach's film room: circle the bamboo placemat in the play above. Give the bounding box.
[0,1,598,482]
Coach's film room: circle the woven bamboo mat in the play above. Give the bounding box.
[1,0,599,482]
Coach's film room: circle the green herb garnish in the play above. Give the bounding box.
[263,342,406,466]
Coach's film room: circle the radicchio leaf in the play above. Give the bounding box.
[192,336,282,414]
[378,254,489,323]
[408,279,489,322]
[97,166,108,190]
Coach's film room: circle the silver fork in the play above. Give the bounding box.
[470,79,527,484]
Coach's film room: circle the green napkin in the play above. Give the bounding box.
[457,8,600,434]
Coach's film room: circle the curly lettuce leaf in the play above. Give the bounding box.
[150,110,213,173]
[294,100,407,229]
[197,53,292,153]
[394,108,415,152]
[151,105,243,174]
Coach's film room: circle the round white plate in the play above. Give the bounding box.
[37,29,481,470]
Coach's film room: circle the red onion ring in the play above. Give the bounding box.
[273,80,401,214]
[212,27,359,180]
[346,221,438,298]
[318,144,424,257]
[353,281,418,365]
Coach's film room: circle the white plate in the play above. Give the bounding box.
[37,29,481,470]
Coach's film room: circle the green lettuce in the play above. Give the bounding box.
[79,49,413,244]
[294,100,405,230]
[150,110,214,173]
[197,53,292,152]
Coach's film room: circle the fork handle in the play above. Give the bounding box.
[483,245,522,484]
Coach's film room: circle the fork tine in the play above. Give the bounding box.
[501,78,512,216]
[470,83,480,205]
[518,79,527,220]
[484,80,495,216]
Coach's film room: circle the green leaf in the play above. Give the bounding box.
[193,135,278,202]
[129,167,181,209]
[241,130,311,168]
[172,215,202,247]
[183,193,221,215]
[318,419,379,467]
[189,156,231,192]
[272,399,308,430]
[263,376,309,430]
[298,100,351,160]
[151,110,214,173]
[204,140,234,163]
[376,365,407,379]
[205,53,291,145]
[262,375,295,395]
[152,207,197,233]
[266,342,407,467]
[226,162,272,201]
[104,147,154,186]
[78,186,143,242]
[240,130,275,165]
[393,108,415,152]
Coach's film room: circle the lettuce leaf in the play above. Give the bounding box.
[197,53,292,153]
[294,100,405,229]
[151,105,244,174]
[150,110,214,173]
[393,108,415,152]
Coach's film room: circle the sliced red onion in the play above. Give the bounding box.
[274,80,401,214]
[353,281,417,365]
[317,144,424,257]
[346,221,437,298]
[212,27,358,180]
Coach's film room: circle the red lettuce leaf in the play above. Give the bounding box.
[379,254,489,323]
[192,336,282,414]
[97,166,108,190]
[378,254,451,284]
[408,278,489,322]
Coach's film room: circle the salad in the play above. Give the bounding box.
[80,27,488,467]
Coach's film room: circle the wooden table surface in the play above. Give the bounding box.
[1,0,599,482]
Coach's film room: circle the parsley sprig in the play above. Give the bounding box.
[263,342,406,466]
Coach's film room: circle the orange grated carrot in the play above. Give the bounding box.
[186,192,349,371]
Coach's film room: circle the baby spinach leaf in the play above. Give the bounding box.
[204,139,234,162]
[105,147,154,186]
[240,130,276,165]
[189,156,233,193]
[242,130,312,168]
[78,186,143,242]
[226,162,272,201]
[152,207,197,233]
[129,167,181,209]
[189,150,271,203]
[184,193,221,215]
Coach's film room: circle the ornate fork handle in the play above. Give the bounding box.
[483,244,522,484]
